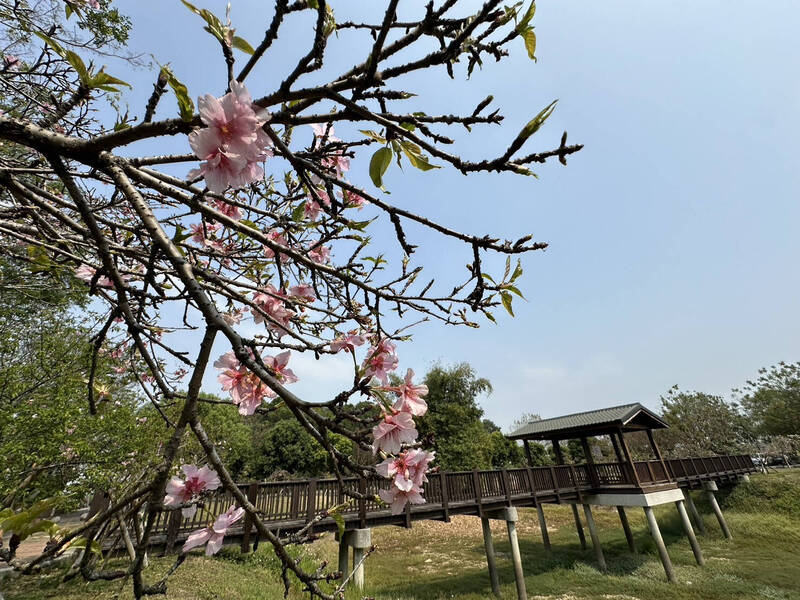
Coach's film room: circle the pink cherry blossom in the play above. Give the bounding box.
[182,505,245,556]
[289,283,316,303]
[378,485,425,515]
[362,339,399,384]
[342,189,368,209]
[190,222,221,245]
[372,409,417,455]
[330,331,366,354]
[308,244,331,264]
[385,369,429,417]
[252,285,295,337]
[221,309,243,325]
[304,199,321,221]
[262,230,289,263]
[164,464,221,518]
[214,351,276,415]
[263,350,299,384]
[188,81,272,193]
[75,264,114,289]
[377,449,434,491]
[212,198,243,220]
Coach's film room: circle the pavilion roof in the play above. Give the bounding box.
[507,402,668,440]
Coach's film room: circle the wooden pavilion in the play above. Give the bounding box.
[507,402,734,582]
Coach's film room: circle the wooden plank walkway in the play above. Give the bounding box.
[145,454,755,550]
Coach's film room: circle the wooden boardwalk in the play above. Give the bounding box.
[148,454,756,550]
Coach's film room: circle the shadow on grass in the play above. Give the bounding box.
[371,533,653,599]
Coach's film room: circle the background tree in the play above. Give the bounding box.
[737,362,800,438]
[415,363,525,469]
[656,386,754,457]
[0,257,160,509]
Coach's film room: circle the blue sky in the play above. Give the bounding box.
[111,0,800,430]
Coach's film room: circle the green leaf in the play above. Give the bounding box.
[89,69,131,92]
[181,0,226,42]
[160,66,194,121]
[292,202,306,222]
[172,225,192,245]
[513,99,557,147]
[501,291,514,317]
[71,537,103,555]
[516,1,536,32]
[33,31,67,58]
[503,256,511,280]
[239,219,260,231]
[485,311,497,324]
[330,511,345,538]
[359,129,387,144]
[231,36,255,55]
[369,146,393,189]
[398,141,440,171]
[523,28,537,61]
[510,259,523,283]
[502,284,525,299]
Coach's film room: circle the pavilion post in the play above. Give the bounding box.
[580,437,600,488]
[682,489,706,534]
[644,506,676,583]
[582,503,606,571]
[617,428,641,487]
[523,439,534,466]
[646,429,670,481]
[675,500,704,566]
[536,502,551,552]
[617,506,636,554]
[571,503,588,550]
[480,517,501,597]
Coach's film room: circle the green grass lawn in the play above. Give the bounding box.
[5,470,800,600]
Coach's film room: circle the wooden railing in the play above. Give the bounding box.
[148,454,755,539]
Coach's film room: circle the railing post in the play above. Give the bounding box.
[358,477,367,528]
[241,483,258,554]
[290,484,301,520]
[549,466,561,502]
[472,470,484,517]
[440,472,450,522]
[500,468,512,506]
[306,479,317,535]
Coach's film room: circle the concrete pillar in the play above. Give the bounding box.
[571,503,588,550]
[352,546,365,589]
[505,510,528,600]
[617,506,636,554]
[738,474,750,483]
[703,482,731,540]
[643,506,676,583]
[682,489,706,535]
[336,528,371,589]
[675,500,704,566]
[536,503,551,552]
[582,504,607,572]
[481,517,501,597]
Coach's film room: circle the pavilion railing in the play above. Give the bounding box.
[146,454,755,538]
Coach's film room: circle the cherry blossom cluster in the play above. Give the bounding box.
[164,464,221,518]
[188,81,272,193]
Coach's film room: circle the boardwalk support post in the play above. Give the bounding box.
[571,504,587,550]
[536,503,551,552]
[617,506,636,554]
[675,500,704,566]
[485,507,527,600]
[337,528,371,590]
[682,488,706,534]
[480,517,501,597]
[644,506,676,583]
[582,504,606,571]
[505,509,528,600]
[703,481,731,539]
